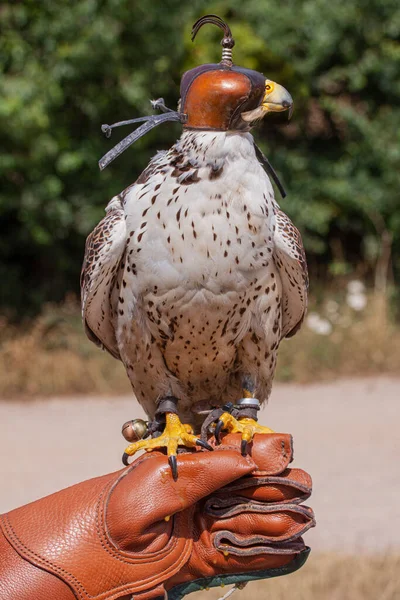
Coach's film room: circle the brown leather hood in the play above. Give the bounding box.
[180,64,266,131]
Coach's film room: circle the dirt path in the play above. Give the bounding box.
[1,377,399,552]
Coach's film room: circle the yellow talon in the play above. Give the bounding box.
[217,413,274,435]
[215,412,274,454]
[124,413,199,459]
[122,412,213,478]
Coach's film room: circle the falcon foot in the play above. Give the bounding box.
[122,412,212,480]
[214,398,274,456]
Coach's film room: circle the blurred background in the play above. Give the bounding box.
[0,1,399,598]
[1,0,400,394]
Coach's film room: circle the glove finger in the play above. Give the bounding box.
[106,448,256,549]
[212,433,294,475]
[211,552,298,572]
[217,468,312,504]
[207,504,315,541]
[213,532,308,558]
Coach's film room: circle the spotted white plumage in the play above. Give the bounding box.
[81,130,308,429]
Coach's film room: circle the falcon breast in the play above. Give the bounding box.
[81,129,308,430]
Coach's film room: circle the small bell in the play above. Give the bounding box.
[121,419,148,442]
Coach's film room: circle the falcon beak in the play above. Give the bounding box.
[261,81,293,119]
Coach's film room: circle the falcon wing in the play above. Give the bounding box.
[273,209,308,338]
[80,195,126,360]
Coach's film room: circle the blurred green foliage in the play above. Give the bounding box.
[1,0,399,315]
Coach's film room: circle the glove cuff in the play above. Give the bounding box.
[165,547,310,600]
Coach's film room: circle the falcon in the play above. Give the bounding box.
[81,15,308,476]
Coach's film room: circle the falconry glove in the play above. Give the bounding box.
[0,434,314,600]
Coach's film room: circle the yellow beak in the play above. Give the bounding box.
[262,82,293,118]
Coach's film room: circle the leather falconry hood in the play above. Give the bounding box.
[98,14,289,198]
[180,15,266,131]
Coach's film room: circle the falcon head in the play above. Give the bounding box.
[98,14,293,170]
[180,15,293,131]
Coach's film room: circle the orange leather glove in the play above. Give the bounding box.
[0,434,314,600]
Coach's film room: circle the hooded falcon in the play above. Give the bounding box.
[81,15,308,476]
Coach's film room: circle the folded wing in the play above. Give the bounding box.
[273,210,308,338]
[80,196,126,359]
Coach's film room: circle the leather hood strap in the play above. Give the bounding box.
[99,109,186,171]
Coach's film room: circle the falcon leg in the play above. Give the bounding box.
[214,384,274,455]
[122,397,212,479]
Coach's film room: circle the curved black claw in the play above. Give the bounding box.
[122,452,131,466]
[196,439,214,451]
[241,439,248,457]
[214,420,224,444]
[168,455,178,481]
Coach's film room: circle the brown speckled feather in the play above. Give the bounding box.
[273,210,308,338]
[81,196,126,359]
[81,130,308,428]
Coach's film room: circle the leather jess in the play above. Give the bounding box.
[0,434,314,600]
